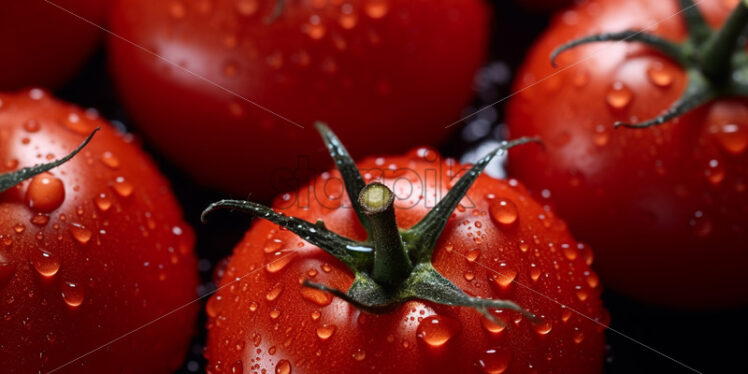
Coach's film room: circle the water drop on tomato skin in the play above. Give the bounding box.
[352,349,366,361]
[339,4,358,29]
[69,223,92,245]
[475,348,511,374]
[365,0,389,19]
[605,81,633,110]
[275,359,291,374]
[60,281,85,308]
[30,248,60,278]
[112,176,134,197]
[0,250,16,284]
[316,324,336,340]
[100,151,120,169]
[230,360,243,374]
[265,251,297,273]
[416,315,460,347]
[711,123,748,155]
[26,172,65,213]
[266,283,284,301]
[94,192,114,212]
[206,295,224,318]
[531,315,553,335]
[300,287,333,306]
[646,61,674,88]
[490,199,519,226]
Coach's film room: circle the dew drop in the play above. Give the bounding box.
[365,0,389,18]
[316,324,337,340]
[476,348,511,374]
[529,263,541,282]
[26,172,65,213]
[112,177,134,197]
[300,287,333,306]
[492,268,517,289]
[69,223,92,245]
[170,1,186,19]
[275,359,291,374]
[249,301,258,311]
[531,315,553,335]
[94,192,114,212]
[30,213,50,226]
[0,250,16,284]
[230,360,243,374]
[30,248,60,278]
[235,0,259,16]
[704,159,725,185]
[305,15,326,40]
[584,271,599,288]
[269,308,281,319]
[573,328,585,344]
[352,349,366,361]
[490,199,519,226]
[647,62,674,88]
[606,82,632,110]
[481,315,506,335]
[416,315,459,347]
[206,295,223,318]
[265,251,297,273]
[712,123,748,155]
[339,4,358,29]
[100,152,120,169]
[60,281,85,308]
[23,120,41,133]
[466,248,480,262]
[266,283,284,301]
[13,224,25,234]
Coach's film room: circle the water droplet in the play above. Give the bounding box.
[531,315,552,335]
[26,172,65,212]
[206,295,223,318]
[463,271,475,281]
[481,314,506,334]
[249,301,258,311]
[112,177,134,197]
[30,248,60,278]
[466,248,480,262]
[712,123,748,155]
[266,283,284,301]
[0,250,16,284]
[230,360,243,374]
[476,348,511,374]
[352,348,366,361]
[275,359,291,374]
[365,0,389,18]
[416,315,459,347]
[300,287,333,306]
[647,62,674,88]
[265,251,297,273]
[491,268,517,289]
[316,324,337,340]
[490,199,519,226]
[60,281,85,308]
[584,271,599,288]
[606,81,632,110]
[339,4,358,29]
[593,125,610,147]
[529,263,541,281]
[23,120,41,133]
[30,213,50,226]
[562,243,577,260]
[170,1,186,19]
[269,308,281,319]
[704,159,725,185]
[69,223,92,245]
[13,224,25,234]
[235,0,259,16]
[94,192,114,212]
[573,328,585,344]
[305,15,326,40]
[100,152,120,169]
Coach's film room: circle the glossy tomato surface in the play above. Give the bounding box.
[0,0,108,90]
[204,148,606,373]
[507,0,748,307]
[109,0,489,199]
[0,90,198,373]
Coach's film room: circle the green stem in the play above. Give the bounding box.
[358,183,412,289]
[700,0,748,82]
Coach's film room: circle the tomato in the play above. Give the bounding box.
[0,0,109,90]
[507,0,748,307]
[109,0,489,199]
[0,90,198,373]
[201,124,606,373]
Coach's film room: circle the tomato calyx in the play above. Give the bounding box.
[0,128,98,193]
[202,123,540,325]
[551,0,748,129]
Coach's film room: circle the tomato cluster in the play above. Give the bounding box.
[1,0,747,373]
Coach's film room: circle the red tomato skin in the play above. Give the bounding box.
[0,0,108,90]
[108,0,489,199]
[507,0,748,307]
[0,91,199,373]
[204,149,606,374]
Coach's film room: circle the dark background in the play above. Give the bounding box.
[55,1,747,373]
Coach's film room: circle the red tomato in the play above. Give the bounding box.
[109,0,489,199]
[202,126,606,373]
[0,90,198,373]
[507,0,748,307]
[0,0,109,89]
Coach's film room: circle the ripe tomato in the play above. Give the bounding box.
[0,0,109,89]
[507,0,748,307]
[0,90,198,373]
[109,0,489,199]
[201,124,606,373]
